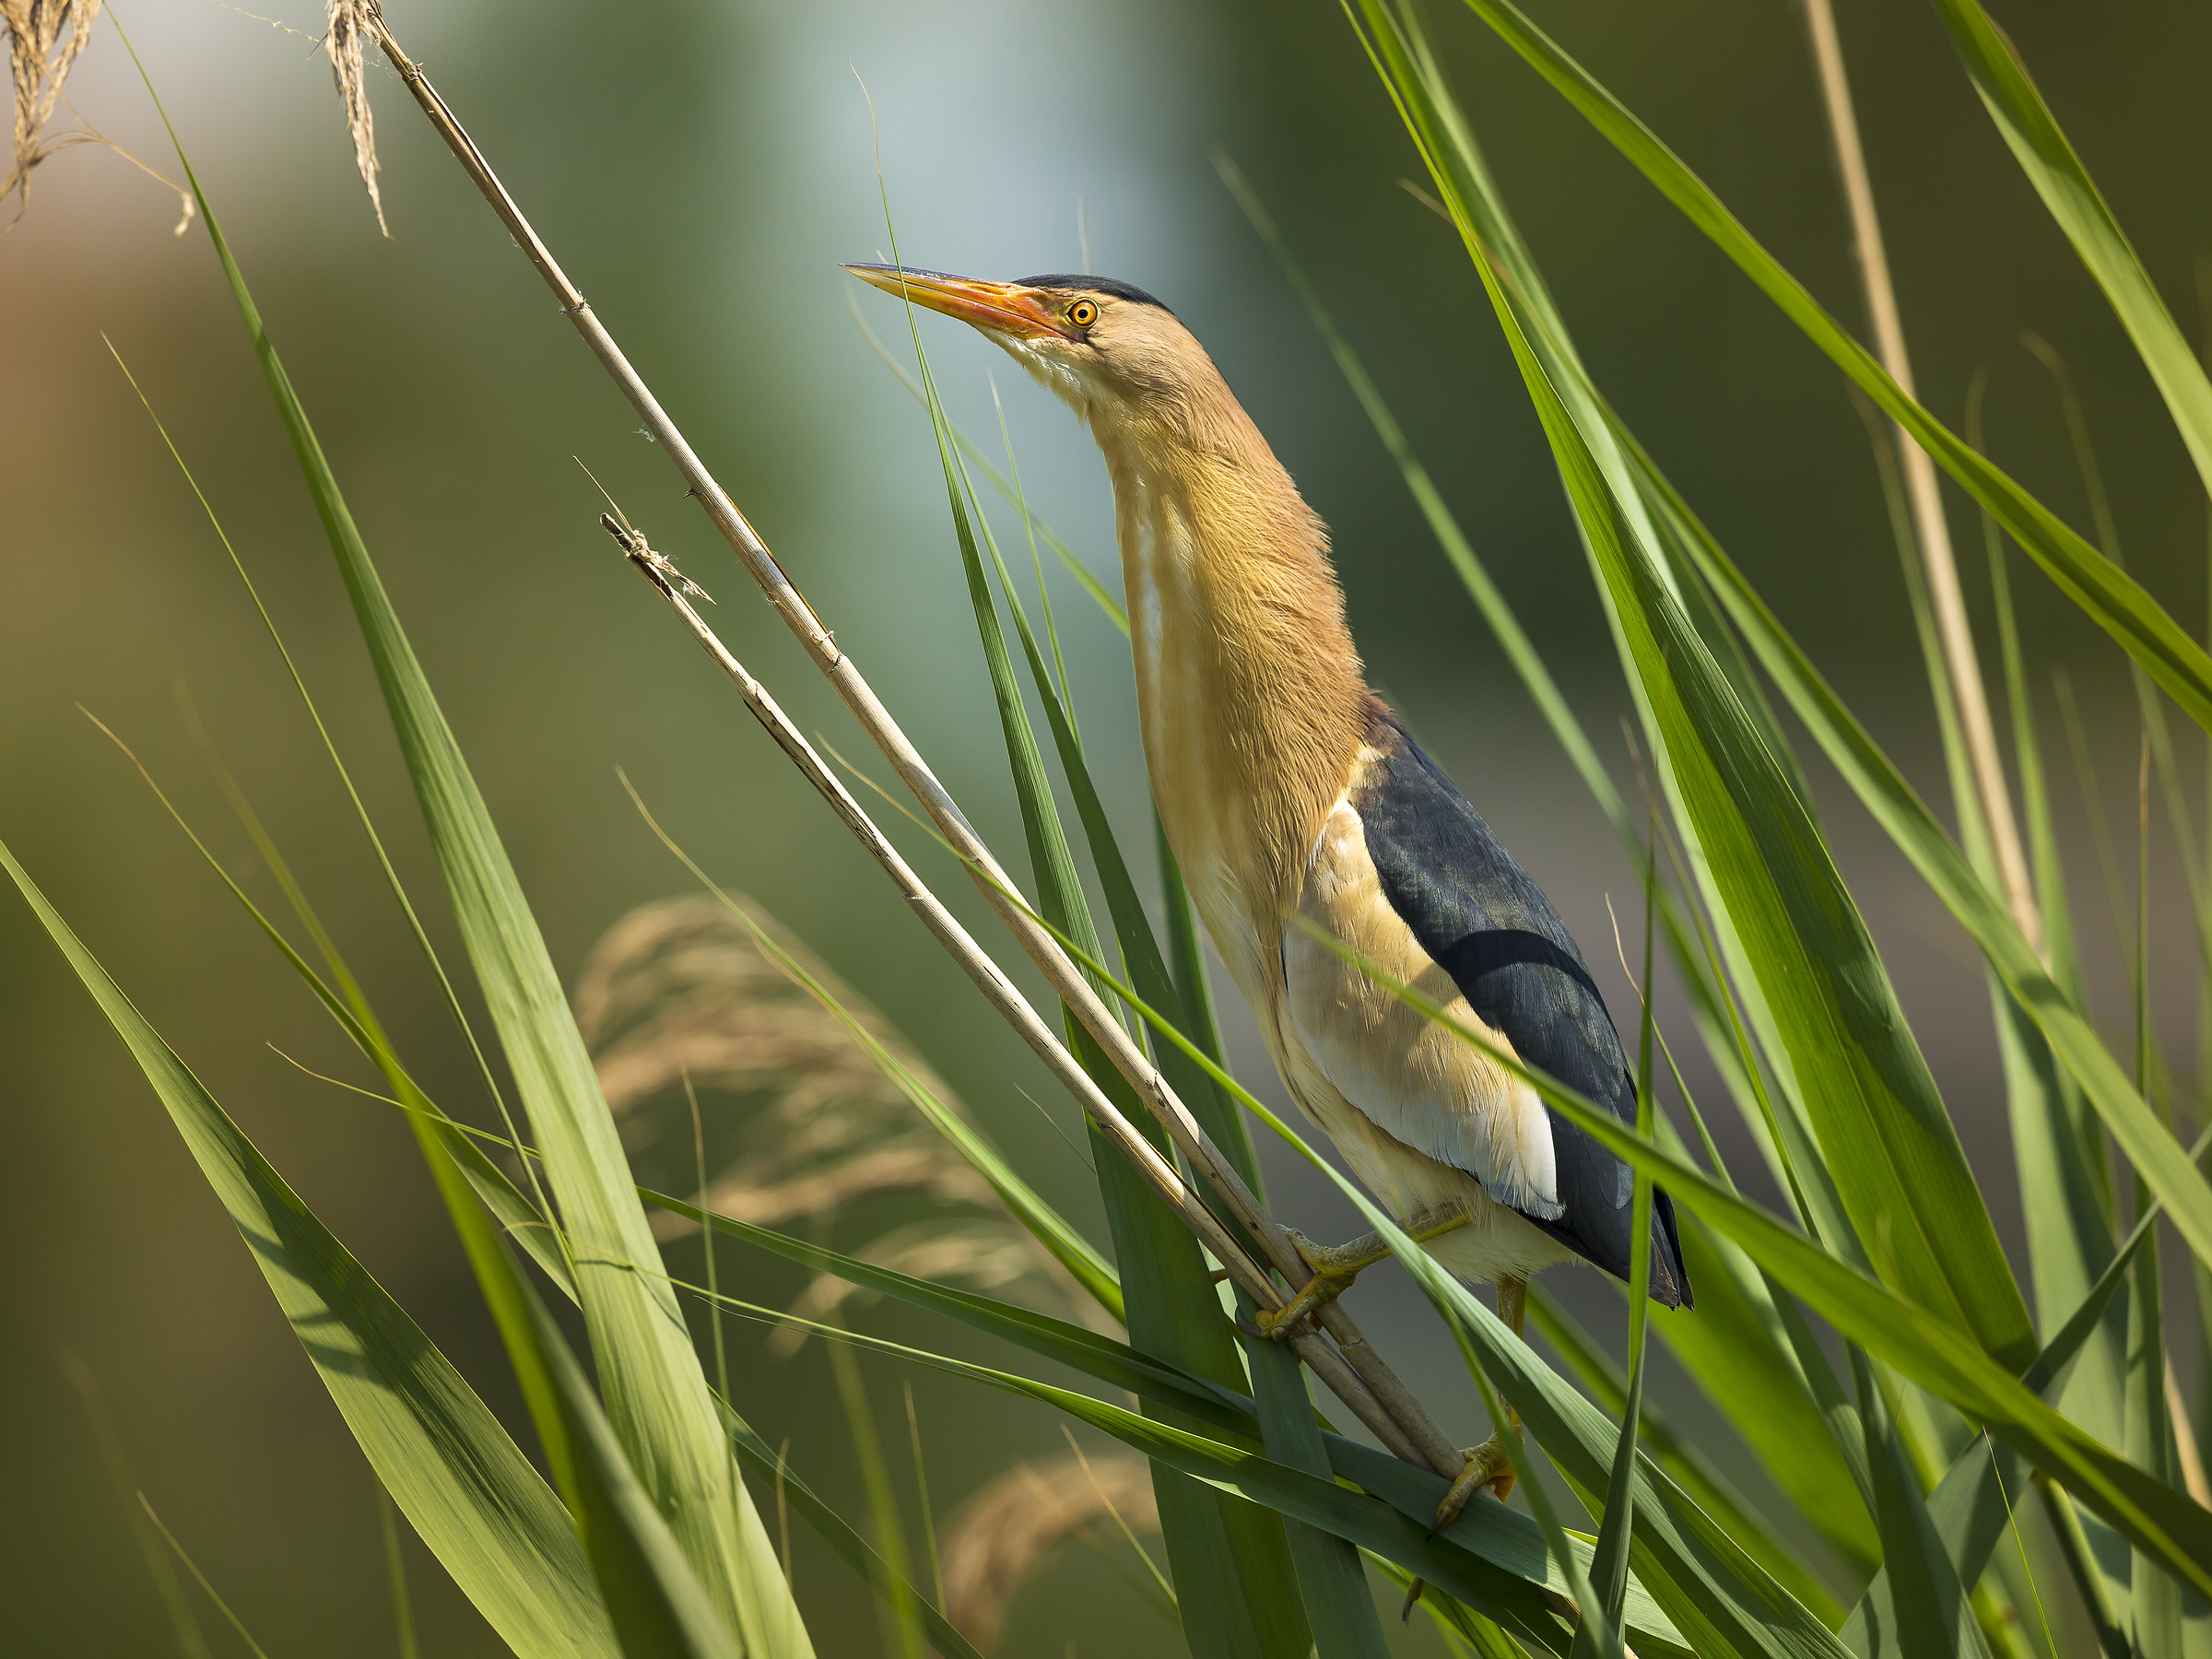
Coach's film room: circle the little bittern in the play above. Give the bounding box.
[851,265,1690,1521]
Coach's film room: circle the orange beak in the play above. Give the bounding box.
[843,264,1067,340]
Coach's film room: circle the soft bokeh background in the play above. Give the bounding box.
[6,0,2211,1651]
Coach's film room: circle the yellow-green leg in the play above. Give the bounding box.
[1253,1206,1468,1339]
[1433,1274,1527,1531]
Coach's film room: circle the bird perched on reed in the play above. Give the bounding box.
[850,264,1690,1521]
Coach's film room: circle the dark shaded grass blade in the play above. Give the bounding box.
[60,1356,214,1659]
[138,1500,275,1659]
[668,1279,1692,1655]
[378,1479,421,1659]
[1347,1,2040,1373]
[129,88,802,1646]
[1430,0,2212,735]
[0,837,618,1659]
[875,229,1312,1658]
[956,410,1382,1650]
[823,1338,926,1659]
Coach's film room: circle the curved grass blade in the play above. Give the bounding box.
[1929,0,2212,504]
[678,1283,1695,1655]
[1422,0,2212,735]
[1347,1,2038,1372]
[1291,917,2212,1597]
[135,100,803,1650]
[0,836,618,1659]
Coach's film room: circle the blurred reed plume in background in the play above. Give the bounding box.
[939,1450,1159,1652]
[577,892,1102,1349]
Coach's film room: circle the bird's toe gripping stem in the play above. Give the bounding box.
[1431,1421,1523,1534]
[1252,1230,1387,1339]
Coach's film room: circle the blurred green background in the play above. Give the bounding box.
[6,0,2211,1651]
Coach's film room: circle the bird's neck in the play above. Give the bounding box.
[1094,414,1372,991]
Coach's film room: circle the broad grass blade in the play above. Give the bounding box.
[0,837,618,1659]
[518,1287,744,1659]
[1422,0,2212,735]
[157,138,803,1653]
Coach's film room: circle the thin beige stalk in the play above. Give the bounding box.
[361,3,1458,1478]
[1798,0,2041,955]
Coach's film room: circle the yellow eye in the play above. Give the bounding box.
[1068,299,1099,328]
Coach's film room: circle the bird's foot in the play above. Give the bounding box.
[1431,1428,1522,1534]
[1252,1229,1389,1339]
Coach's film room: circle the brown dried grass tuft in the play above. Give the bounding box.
[323,0,382,233]
[578,894,994,1235]
[940,1452,1159,1651]
[3,0,99,218]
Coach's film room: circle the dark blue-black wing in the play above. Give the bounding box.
[1350,711,1690,1306]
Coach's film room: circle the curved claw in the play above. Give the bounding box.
[1430,1433,1519,1535]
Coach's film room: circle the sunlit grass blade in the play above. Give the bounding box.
[877,216,1313,1656]
[1637,1219,1878,1581]
[1573,857,1660,1659]
[132,87,804,1648]
[1292,915,2212,1595]
[1849,1349,1992,1658]
[0,835,618,1659]
[1350,0,2039,1371]
[1417,0,2212,735]
[516,1283,744,1659]
[1928,0,2212,505]
[1635,437,2212,1281]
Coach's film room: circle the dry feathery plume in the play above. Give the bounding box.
[941,1453,1160,1651]
[577,894,996,1237]
[3,0,99,218]
[323,0,383,234]
[771,1218,1098,1356]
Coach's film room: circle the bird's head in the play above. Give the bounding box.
[845,264,1227,448]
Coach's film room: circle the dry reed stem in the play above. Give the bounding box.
[1797,0,2040,954]
[3,0,97,217]
[366,7,1455,1477]
[940,1453,1159,1650]
[322,0,383,233]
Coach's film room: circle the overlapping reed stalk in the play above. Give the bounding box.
[351,4,1460,1477]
